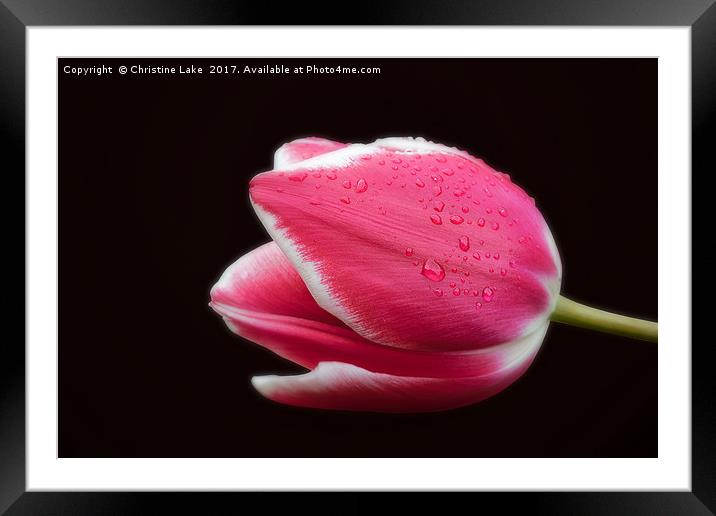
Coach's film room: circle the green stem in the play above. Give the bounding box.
[550,295,657,343]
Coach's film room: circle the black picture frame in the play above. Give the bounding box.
[1,1,707,514]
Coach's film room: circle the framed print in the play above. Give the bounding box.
[2,1,709,514]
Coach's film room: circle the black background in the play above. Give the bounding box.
[58,58,657,458]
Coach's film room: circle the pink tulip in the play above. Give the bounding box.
[210,136,656,413]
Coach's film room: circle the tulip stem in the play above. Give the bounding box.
[550,295,657,343]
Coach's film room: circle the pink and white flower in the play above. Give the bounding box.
[210,136,562,412]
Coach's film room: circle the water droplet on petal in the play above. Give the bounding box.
[442,168,455,176]
[482,287,494,302]
[356,178,368,193]
[289,172,308,182]
[421,258,446,282]
[461,206,469,213]
[340,196,351,204]
[405,247,414,257]
[492,222,500,230]
[415,178,425,188]
[432,185,442,196]
[326,171,337,180]
[509,260,516,268]
[433,288,444,297]
[430,214,443,225]
[434,200,445,212]
[309,196,322,205]
[342,180,352,189]
[360,154,372,160]
[475,301,483,309]
[498,207,508,217]
[450,215,464,225]
[459,236,470,251]
[500,268,507,276]
[435,155,447,163]
[473,252,481,260]
[452,288,461,296]
[477,218,486,227]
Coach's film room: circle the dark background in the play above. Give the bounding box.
[58,58,657,458]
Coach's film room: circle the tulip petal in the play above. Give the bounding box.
[273,137,347,168]
[211,242,547,379]
[249,137,562,352]
[251,328,543,413]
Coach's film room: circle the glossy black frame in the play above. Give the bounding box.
[1,1,708,514]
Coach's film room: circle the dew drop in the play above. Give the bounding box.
[477,218,486,227]
[415,178,425,188]
[326,171,337,180]
[459,236,470,251]
[421,258,446,282]
[492,222,500,231]
[340,196,351,204]
[518,236,527,244]
[360,154,373,160]
[509,259,516,268]
[500,268,507,276]
[453,189,466,198]
[289,172,308,182]
[434,200,445,212]
[475,301,483,309]
[461,206,469,213]
[450,215,464,225]
[442,168,455,176]
[405,247,414,257]
[494,252,500,260]
[473,252,481,260]
[309,196,322,205]
[433,288,444,297]
[432,185,442,196]
[452,288,461,296]
[449,281,456,288]
[430,214,443,225]
[482,287,494,302]
[377,159,385,166]
[435,155,447,163]
[342,180,352,189]
[356,178,368,193]
[498,207,508,217]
